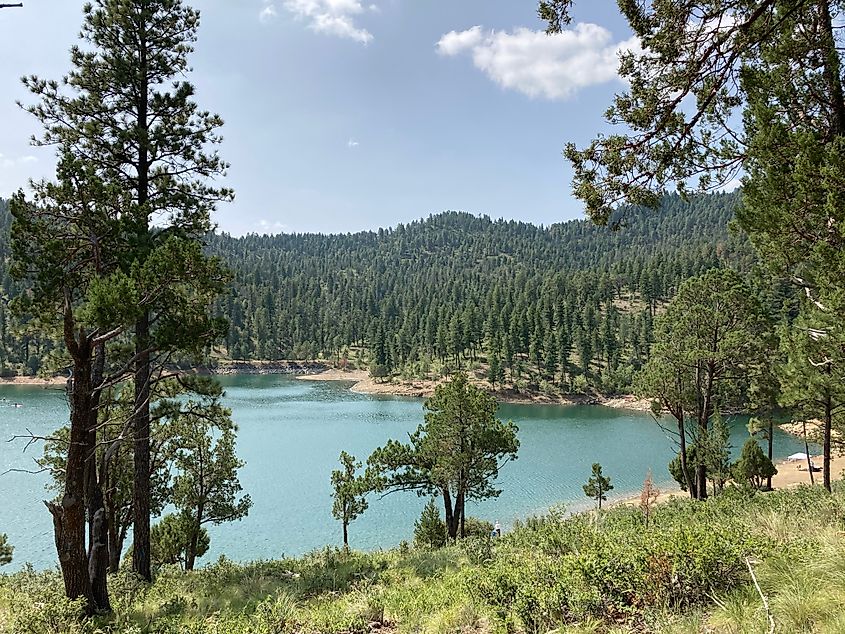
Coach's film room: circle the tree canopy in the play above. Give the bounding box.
[368,372,519,539]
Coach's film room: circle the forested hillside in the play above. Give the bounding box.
[0,192,750,391]
[211,191,750,392]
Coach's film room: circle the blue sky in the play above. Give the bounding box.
[0,1,635,235]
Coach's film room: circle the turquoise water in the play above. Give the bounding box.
[0,376,809,571]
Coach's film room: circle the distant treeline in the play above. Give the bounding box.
[0,192,755,391]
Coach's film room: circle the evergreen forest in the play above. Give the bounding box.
[1,192,756,395]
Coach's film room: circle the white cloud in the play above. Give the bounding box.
[436,26,484,56]
[347,138,360,148]
[716,176,743,192]
[258,219,289,233]
[259,3,278,23]
[436,23,640,101]
[0,153,38,169]
[282,0,373,44]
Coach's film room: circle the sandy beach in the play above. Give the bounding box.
[613,451,845,508]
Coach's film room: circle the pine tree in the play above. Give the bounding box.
[330,452,369,548]
[368,372,519,539]
[0,534,11,566]
[583,463,613,510]
[19,0,234,581]
[733,438,778,491]
[634,270,770,500]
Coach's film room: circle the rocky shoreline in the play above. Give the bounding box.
[212,360,329,375]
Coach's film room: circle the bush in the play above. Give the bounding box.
[414,499,447,549]
[151,513,209,570]
[462,517,494,538]
[369,364,389,381]
[732,437,777,490]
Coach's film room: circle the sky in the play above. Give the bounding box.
[0,1,636,235]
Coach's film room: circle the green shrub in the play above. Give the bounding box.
[732,437,778,490]
[151,513,210,570]
[462,516,494,538]
[414,499,446,549]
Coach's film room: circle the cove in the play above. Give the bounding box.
[0,375,810,571]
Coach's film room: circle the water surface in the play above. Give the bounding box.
[0,376,809,571]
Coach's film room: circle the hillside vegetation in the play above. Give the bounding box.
[0,193,754,394]
[2,484,843,633]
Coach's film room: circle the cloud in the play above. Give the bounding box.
[258,219,289,233]
[282,0,373,44]
[436,25,483,56]
[0,153,38,169]
[259,3,278,23]
[436,23,640,100]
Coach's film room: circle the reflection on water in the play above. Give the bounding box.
[0,376,810,570]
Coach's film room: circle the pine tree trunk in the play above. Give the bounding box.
[802,419,815,485]
[442,489,458,540]
[766,419,774,491]
[88,504,110,612]
[186,506,204,572]
[677,416,696,499]
[823,392,832,493]
[87,343,110,612]
[343,521,348,548]
[459,494,466,539]
[48,350,94,613]
[132,8,153,583]
[108,522,122,574]
[132,312,152,581]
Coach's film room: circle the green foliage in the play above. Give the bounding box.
[151,513,209,570]
[700,413,732,495]
[169,401,252,571]
[0,534,11,566]
[368,372,519,539]
[462,516,494,539]
[636,269,772,499]
[330,452,369,547]
[413,499,447,549]
[582,463,613,510]
[2,486,845,633]
[0,193,748,391]
[733,438,778,491]
[0,567,90,634]
[668,445,698,493]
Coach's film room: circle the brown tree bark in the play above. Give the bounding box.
[131,312,152,581]
[185,504,204,571]
[823,391,832,493]
[442,488,459,540]
[131,10,153,581]
[48,326,94,613]
[86,344,110,612]
[766,419,774,491]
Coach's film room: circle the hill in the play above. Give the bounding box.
[0,193,751,393]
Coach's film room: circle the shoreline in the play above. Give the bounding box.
[613,451,845,508]
[0,365,654,412]
[0,375,67,387]
[297,368,653,411]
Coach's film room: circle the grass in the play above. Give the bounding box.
[2,484,845,633]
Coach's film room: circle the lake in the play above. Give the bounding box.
[0,375,809,571]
